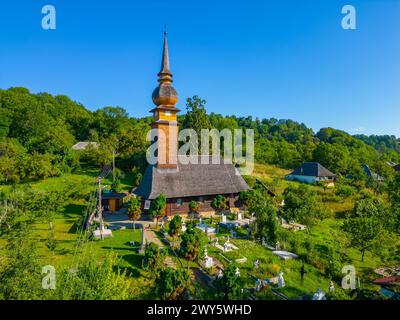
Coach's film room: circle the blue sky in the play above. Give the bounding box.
[0,0,399,136]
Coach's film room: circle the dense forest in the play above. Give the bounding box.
[0,87,399,185]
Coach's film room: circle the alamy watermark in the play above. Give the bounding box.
[146,128,255,175]
[41,5,56,30]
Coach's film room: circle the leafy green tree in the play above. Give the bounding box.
[353,197,396,232]
[127,197,141,231]
[389,172,400,205]
[182,96,212,137]
[180,225,207,262]
[342,217,382,262]
[149,194,167,226]
[46,229,57,256]
[189,200,199,213]
[110,179,121,193]
[26,190,68,230]
[132,167,143,188]
[168,215,183,238]
[254,201,278,244]
[0,222,43,299]
[144,242,164,271]
[282,185,325,226]
[56,253,131,300]
[156,267,190,300]
[211,195,228,214]
[215,265,242,300]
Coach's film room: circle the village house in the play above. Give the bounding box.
[362,164,384,182]
[134,32,249,217]
[285,162,336,186]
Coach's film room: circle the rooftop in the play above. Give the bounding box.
[134,156,250,199]
[288,162,336,177]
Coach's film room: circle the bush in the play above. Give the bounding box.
[156,268,190,300]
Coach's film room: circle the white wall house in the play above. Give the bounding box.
[285,162,336,187]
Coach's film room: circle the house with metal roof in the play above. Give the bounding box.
[362,164,384,182]
[285,162,336,186]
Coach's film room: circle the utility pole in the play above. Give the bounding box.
[98,177,104,240]
[112,149,116,183]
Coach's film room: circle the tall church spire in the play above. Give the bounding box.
[152,31,178,108]
[159,31,171,77]
[150,32,180,169]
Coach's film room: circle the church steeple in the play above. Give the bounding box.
[150,32,180,169]
[159,31,172,79]
[152,32,179,108]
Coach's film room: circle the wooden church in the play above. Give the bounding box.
[134,32,249,216]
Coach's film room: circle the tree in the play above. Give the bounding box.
[254,201,278,244]
[388,173,400,231]
[342,217,382,262]
[181,96,212,137]
[239,189,266,212]
[189,200,199,213]
[211,195,228,215]
[26,189,68,230]
[127,197,141,231]
[0,222,43,299]
[144,242,164,271]
[180,225,207,262]
[110,179,121,193]
[156,267,190,300]
[188,200,199,220]
[56,253,131,300]
[215,265,242,300]
[282,185,325,227]
[132,167,143,188]
[149,194,166,226]
[168,215,183,238]
[351,197,398,232]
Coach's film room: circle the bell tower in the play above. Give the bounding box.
[150,32,180,169]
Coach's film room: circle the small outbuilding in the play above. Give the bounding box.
[286,162,336,186]
[101,192,127,213]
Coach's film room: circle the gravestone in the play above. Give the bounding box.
[262,237,267,246]
[221,214,227,224]
[237,212,242,220]
[278,272,285,288]
[139,227,146,254]
[204,247,214,268]
[217,269,223,279]
[312,289,327,300]
[275,241,280,251]
[235,267,240,277]
[329,281,335,293]
[253,259,260,268]
[256,278,262,292]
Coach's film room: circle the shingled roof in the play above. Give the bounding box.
[134,156,250,199]
[288,162,336,177]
